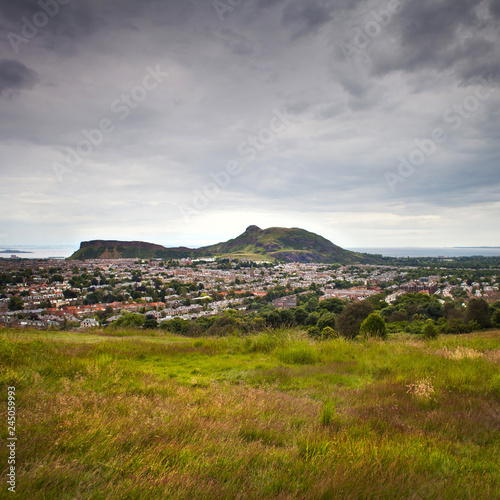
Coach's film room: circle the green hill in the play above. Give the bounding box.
[69,226,381,264]
[68,240,207,261]
[202,225,378,264]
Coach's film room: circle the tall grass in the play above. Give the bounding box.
[0,328,499,499]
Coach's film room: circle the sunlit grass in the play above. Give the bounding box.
[0,328,499,498]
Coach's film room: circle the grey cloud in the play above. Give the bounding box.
[0,0,499,246]
[1,0,99,37]
[282,0,335,39]
[491,0,500,17]
[365,0,500,84]
[399,0,482,48]
[0,0,200,55]
[0,59,38,95]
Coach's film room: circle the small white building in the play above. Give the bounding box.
[81,318,99,328]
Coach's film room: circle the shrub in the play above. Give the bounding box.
[160,317,190,334]
[359,313,387,340]
[387,321,408,334]
[143,318,158,329]
[422,319,438,340]
[307,326,321,339]
[321,326,337,340]
[109,313,145,329]
[441,318,473,334]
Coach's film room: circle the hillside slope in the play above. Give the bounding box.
[202,225,377,264]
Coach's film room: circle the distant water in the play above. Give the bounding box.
[2,245,500,260]
[348,247,500,258]
[0,245,78,259]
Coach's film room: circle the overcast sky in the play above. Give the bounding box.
[1,0,499,249]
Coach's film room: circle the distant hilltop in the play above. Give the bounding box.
[69,226,381,264]
[71,240,210,261]
[0,249,33,254]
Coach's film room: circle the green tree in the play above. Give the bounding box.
[305,312,320,326]
[317,312,336,331]
[143,318,159,329]
[443,301,463,320]
[267,311,282,328]
[318,298,345,314]
[279,309,295,326]
[359,313,387,339]
[465,298,490,329]
[387,310,407,323]
[337,301,374,339]
[491,309,500,328]
[294,306,308,325]
[305,297,319,313]
[8,296,24,311]
[367,293,387,310]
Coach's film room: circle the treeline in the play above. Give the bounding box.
[380,255,500,269]
[107,291,500,340]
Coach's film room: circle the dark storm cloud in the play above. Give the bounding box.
[0,59,38,95]
[1,0,200,55]
[366,0,500,84]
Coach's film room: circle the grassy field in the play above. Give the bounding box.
[215,252,276,262]
[1,328,499,499]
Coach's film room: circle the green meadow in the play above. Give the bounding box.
[1,328,499,499]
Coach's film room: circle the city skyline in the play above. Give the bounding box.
[1,0,499,248]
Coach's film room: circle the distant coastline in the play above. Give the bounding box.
[348,247,500,258]
[0,246,77,259]
[0,249,33,254]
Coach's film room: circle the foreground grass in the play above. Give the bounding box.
[1,328,499,499]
